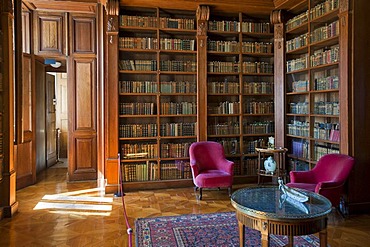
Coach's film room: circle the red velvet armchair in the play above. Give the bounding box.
[189,141,234,200]
[287,153,355,207]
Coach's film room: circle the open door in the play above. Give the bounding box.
[46,73,57,167]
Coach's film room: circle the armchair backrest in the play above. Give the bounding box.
[312,153,355,183]
[189,141,226,170]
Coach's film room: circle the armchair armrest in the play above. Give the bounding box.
[220,159,234,175]
[315,181,342,192]
[289,170,316,183]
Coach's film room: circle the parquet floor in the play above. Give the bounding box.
[0,167,370,247]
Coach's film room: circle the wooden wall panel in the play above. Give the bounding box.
[75,62,94,129]
[68,57,97,181]
[16,55,36,189]
[71,16,96,54]
[34,12,64,55]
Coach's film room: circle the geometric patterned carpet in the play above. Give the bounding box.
[136,211,321,247]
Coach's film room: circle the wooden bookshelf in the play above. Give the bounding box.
[272,0,342,172]
[113,5,274,189]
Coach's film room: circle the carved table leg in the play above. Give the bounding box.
[261,220,269,247]
[319,228,327,247]
[238,221,245,247]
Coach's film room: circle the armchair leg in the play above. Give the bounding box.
[194,186,202,200]
[228,187,232,197]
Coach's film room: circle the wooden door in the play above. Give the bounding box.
[56,73,68,158]
[46,73,57,167]
[68,14,97,181]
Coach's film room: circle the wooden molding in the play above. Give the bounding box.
[339,0,349,13]
[106,0,119,16]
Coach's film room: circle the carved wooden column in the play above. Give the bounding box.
[0,0,18,219]
[338,0,350,155]
[271,10,286,149]
[104,0,120,193]
[196,5,209,141]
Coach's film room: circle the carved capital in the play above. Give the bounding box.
[106,0,119,16]
[196,5,210,21]
[339,0,349,13]
[270,10,286,25]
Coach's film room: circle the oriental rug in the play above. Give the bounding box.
[135,211,321,247]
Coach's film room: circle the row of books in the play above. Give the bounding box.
[159,17,195,30]
[119,80,157,93]
[245,101,274,114]
[208,41,273,54]
[208,81,239,94]
[160,38,195,51]
[243,121,274,134]
[208,40,239,52]
[314,144,339,161]
[217,139,240,155]
[286,11,308,32]
[289,102,309,114]
[244,82,273,94]
[310,20,339,44]
[287,54,308,72]
[119,37,197,51]
[291,80,309,93]
[310,46,339,67]
[207,101,240,114]
[160,142,191,158]
[123,162,157,182]
[119,15,157,28]
[119,60,198,72]
[119,59,157,71]
[119,37,158,50]
[309,0,339,20]
[121,143,158,159]
[290,75,338,93]
[314,75,339,90]
[286,33,308,52]
[242,62,273,74]
[287,159,310,172]
[291,139,310,159]
[287,120,310,137]
[160,81,197,93]
[160,60,197,72]
[160,161,192,180]
[243,138,266,154]
[119,102,155,115]
[243,158,258,176]
[208,122,240,135]
[160,122,197,136]
[313,101,339,115]
[208,61,240,73]
[160,102,196,115]
[208,20,240,32]
[119,15,195,30]
[119,124,157,138]
[313,122,340,142]
[119,80,197,94]
[285,0,338,32]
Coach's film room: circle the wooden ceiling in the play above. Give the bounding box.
[23,0,306,16]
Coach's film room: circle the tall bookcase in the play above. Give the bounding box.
[116,6,273,189]
[272,0,344,172]
[118,8,197,183]
[206,12,274,177]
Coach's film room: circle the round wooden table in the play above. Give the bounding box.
[231,186,332,247]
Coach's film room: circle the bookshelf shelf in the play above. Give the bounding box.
[310,8,339,24]
[287,46,309,55]
[310,35,339,49]
[286,23,308,35]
